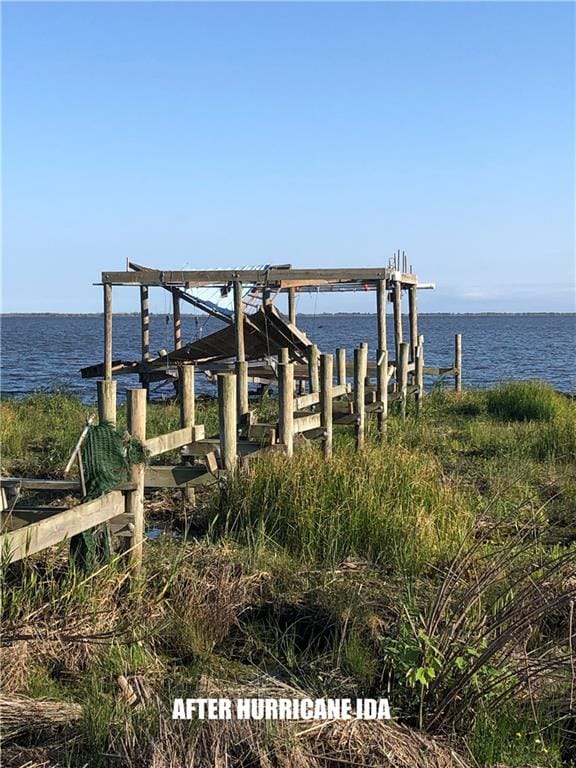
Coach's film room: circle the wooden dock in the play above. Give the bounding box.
[2,254,463,568]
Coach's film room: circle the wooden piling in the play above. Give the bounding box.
[236,361,249,421]
[179,365,195,427]
[288,287,296,325]
[354,345,368,451]
[308,344,320,394]
[399,342,409,419]
[179,365,195,503]
[320,353,333,458]
[377,348,388,437]
[140,286,150,361]
[415,334,424,415]
[408,285,418,363]
[218,374,237,473]
[97,379,117,426]
[376,279,388,436]
[103,283,113,381]
[233,280,249,416]
[392,279,402,387]
[278,348,294,458]
[172,291,182,350]
[455,334,462,392]
[377,278,387,354]
[334,348,346,387]
[126,388,147,568]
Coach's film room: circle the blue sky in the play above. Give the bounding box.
[2,1,574,313]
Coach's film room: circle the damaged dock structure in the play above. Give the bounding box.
[2,256,463,567]
[82,256,461,410]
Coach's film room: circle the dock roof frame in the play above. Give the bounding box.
[101,266,418,291]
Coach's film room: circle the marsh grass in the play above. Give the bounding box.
[487,380,562,422]
[1,385,575,766]
[217,441,473,573]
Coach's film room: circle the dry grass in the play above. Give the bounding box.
[0,694,83,741]
[181,675,472,768]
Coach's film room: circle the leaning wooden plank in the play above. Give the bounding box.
[293,413,322,434]
[0,491,124,564]
[144,466,218,489]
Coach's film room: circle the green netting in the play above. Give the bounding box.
[70,423,148,569]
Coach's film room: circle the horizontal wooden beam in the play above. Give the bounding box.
[144,465,217,488]
[294,383,351,410]
[144,425,204,457]
[0,478,136,492]
[181,438,278,458]
[293,413,322,434]
[1,491,125,563]
[101,267,416,288]
[423,366,456,375]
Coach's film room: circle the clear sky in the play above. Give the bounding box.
[2,1,574,314]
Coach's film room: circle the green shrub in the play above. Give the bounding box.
[486,381,560,422]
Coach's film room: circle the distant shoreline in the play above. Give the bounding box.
[2,312,574,318]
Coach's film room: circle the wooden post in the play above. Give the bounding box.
[126,388,146,568]
[288,287,296,325]
[140,286,150,361]
[103,283,113,381]
[308,344,320,394]
[377,278,387,354]
[172,291,182,350]
[399,342,409,420]
[377,348,388,437]
[415,334,424,415]
[336,347,347,386]
[320,354,333,459]
[179,365,195,427]
[408,285,418,363]
[354,345,368,451]
[179,365,196,503]
[233,281,249,418]
[455,334,462,392]
[278,348,294,458]
[236,361,249,422]
[393,279,402,388]
[97,380,117,426]
[218,374,237,473]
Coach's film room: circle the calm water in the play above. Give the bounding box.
[1,314,574,401]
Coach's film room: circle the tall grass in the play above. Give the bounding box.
[487,381,561,422]
[217,441,473,574]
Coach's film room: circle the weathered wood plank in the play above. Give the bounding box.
[144,425,204,456]
[102,268,418,288]
[144,466,217,489]
[0,478,136,492]
[0,491,125,563]
[293,412,322,434]
[294,383,350,410]
[181,439,272,458]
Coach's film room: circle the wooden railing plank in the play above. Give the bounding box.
[144,425,204,457]
[1,491,125,564]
